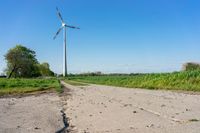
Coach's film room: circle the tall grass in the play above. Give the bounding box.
[69,71,200,91]
[0,78,61,96]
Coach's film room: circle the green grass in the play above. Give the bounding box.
[63,79,88,86]
[68,71,200,91]
[0,78,61,96]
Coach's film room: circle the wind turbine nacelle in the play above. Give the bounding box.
[62,23,66,27]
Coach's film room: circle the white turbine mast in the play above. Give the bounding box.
[53,7,80,77]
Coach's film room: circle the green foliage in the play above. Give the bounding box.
[182,62,200,71]
[4,45,39,78]
[0,78,61,96]
[37,62,54,77]
[68,71,200,91]
[4,45,54,78]
[56,79,62,93]
[76,71,103,76]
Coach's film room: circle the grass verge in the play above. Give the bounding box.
[0,78,61,96]
[68,71,200,91]
[63,79,88,86]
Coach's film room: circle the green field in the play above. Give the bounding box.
[0,78,61,96]
[1,70,200,96]
[68,70,200,91]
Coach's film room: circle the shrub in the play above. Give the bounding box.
[182,62,200,71]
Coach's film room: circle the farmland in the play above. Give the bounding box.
[0,78,61,96]
[68,70,200,91]
[1,70,200,97]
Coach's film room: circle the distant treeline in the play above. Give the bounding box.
[68,72,167,77]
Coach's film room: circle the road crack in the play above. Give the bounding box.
[55,109,70,133]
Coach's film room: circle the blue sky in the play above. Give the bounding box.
[0,0,200,74]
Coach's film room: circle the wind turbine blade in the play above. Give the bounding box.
[53,27,63,40]
[66,25,80,29]
[56,7,64,24]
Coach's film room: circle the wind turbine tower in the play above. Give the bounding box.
[53,7,80,77]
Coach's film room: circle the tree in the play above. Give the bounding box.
[4,45,40,78]
[38,62,54,77]
[182,62,200,71]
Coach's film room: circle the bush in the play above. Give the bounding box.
[182,62,200,71]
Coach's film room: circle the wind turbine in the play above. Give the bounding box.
[53,7,80,77]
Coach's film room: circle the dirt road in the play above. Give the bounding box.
[63,82,200,133]
[0,92,66,133]
[1,82,200,133]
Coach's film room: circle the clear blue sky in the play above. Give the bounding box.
[0,0,200,74]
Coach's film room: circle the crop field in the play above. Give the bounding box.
[68,70,200,91]
[0,78,61,96]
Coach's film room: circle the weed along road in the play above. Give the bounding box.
[62,81,200,133]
